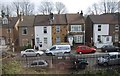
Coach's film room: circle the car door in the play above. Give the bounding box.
[118,54,120,64]
[109,55,118,65]
[29,50,36,56]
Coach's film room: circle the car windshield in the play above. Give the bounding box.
[102,55,109,58]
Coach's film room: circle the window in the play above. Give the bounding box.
[36,38,39,44]
[97,35,101,42]
[56,25,60,33]
[7,28,11,33]
[115,34,119,42]
[38,62,45,65]
[22,27,27,35]
[71,25,82,32]
[106,36,109,41]
[115,24,119,32]
[50,46,56,50]
[118,54,120,58]
[74,35,83,43]
[31,62,37,65]
[56,36,60,43]
[98,25,101,31]
[43,27,47,33]
[44,37,47,44]
[110,55,116,59]
[2,18,8,24]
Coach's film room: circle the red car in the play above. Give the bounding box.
[76,45,96,54]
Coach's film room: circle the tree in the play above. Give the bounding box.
[13,0,21,17]
[0,3,12,17]
[86,0,119,15]
[20,0,35,16]
[55,2,67,14]
[38,0,54,15]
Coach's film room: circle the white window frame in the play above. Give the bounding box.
[115,34,119,42]
[56,25,60,33]
[44,37,47,44]
[115,24,119,32]
[74,35,83,43]
[98,25,101,31]
[71,25,82,32]
[56,36,60,43]
[22,27,28,35]
[43,27,47,34]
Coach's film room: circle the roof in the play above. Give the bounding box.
[89,13,119,24]
[66,14,85,25]
[0,17,19,28]
[52,14,67,25]
[34,15,50,26]
[18,16,35,27]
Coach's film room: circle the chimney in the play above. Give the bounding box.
[49,12,54,20]
[20,12,23,21]
[80,10,83,16]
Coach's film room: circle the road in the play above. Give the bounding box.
[2,49,120,74]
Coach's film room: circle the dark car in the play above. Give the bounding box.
[53,54,88,70]
[101,45,120,52]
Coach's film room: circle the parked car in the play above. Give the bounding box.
[53,54,88,70]
[21,49,44,57]
[76,45,96,54]
[101,45,120,52]
[97,52,120,66]
[28,60,48,68]
[45,44,71,56]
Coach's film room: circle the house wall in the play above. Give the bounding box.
[19,26,34,47]
[85,17,93,46]
[35,26,52,50]
[52,25,68,45]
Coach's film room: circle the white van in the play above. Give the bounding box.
[45,44,71,55]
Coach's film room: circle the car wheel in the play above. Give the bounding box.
[79,52,82,54]
[36,54,40,57]
[103,62,108,66]
[105,50,108,52]
[23,54,27,57]
[80,64,86,69]
[48,53,52,56]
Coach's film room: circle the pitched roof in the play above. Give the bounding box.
[34,15,50,26]
[89,13,119,24]
[18,16,35,27]
[0,17,19,28]
[52,14,67,25]
[66,14,85,25]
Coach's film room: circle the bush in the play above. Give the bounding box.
[20,44,32,51]
[2,60,22,74]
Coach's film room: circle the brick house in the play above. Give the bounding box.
[0,15,19,50]
[18,16,35,49]
[66,12,85,46]
[51,14,68,45]
[85,13,120,48]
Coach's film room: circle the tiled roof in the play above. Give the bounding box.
[89,13,119,24]
[66,14,85,25]
[18,16,35,27]
[52,14,67,25]
[34,15,50,26]
[0,17,19,27]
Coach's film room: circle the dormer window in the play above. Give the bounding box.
[2,17,8,24]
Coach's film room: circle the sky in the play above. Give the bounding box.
[1,0,101,14]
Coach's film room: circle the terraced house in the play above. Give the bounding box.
[0,14,19,50]
[33,13,85,50]
[18,15,35,49]
[85,13,120,48]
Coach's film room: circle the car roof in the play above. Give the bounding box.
[33,60,46,62]
[108,52,120,55]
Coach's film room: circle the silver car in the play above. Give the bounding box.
[21,49,44,57]
[97,52,120,66]
[30,60,48,68]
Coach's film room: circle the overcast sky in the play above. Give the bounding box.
[1,0,101,14]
